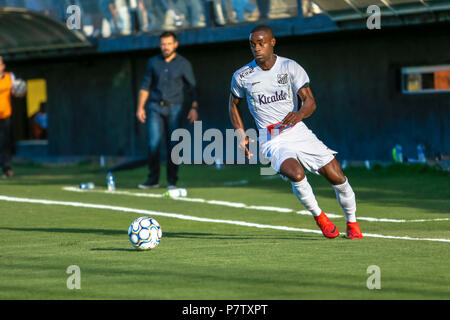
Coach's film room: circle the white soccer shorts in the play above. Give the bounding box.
[260,121,337,175]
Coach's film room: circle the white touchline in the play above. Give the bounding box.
[1,194,449,243]
[223,179,249,186]
[62,187,450,223]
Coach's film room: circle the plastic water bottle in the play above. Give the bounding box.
[417,144,426,163]
[106,172,116,191]
[396,145,404,163]
[100,155,105,167]
[164,188,187,198]
[341,160,348,169]
[215,158,222,169]
[79,182,95,190]
[393,144,403,163]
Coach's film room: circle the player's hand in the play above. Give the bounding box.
[187,108,198,124]
[136,108,146,123]
[281,111,303,127]
[238,136,255,159]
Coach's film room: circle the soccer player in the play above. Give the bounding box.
[228,25,363,239]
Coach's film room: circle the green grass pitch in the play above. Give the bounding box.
[0,162,449,299]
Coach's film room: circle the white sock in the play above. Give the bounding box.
[292,177,322,216]
[333,177,357,223]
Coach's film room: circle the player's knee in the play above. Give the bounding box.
[280,159,305,182]
[334,175,347,185]
[290,169,305,183]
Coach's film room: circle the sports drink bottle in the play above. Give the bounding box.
[79,182,95,190]
[107,172,116,191]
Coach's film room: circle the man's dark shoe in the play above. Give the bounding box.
[138,181,160,189]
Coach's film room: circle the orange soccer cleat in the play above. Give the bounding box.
[346,221,363,239]
[314,212,340,239]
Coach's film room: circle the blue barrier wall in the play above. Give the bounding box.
[7,22,450,161]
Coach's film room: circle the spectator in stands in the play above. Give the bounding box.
[230,0,258,23]
[140,0,169,31]
[256,0,270,19]
[99,0,119,36]
[218,0,237,24]
[136,0,150,32]
[172,0,204,27]
[209,0,226,25]
[98,0,132,36]
[115,0,132,35]
[162,0,185,30]
[78,0,102,37]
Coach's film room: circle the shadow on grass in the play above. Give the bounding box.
[0,227,320,241]
[90,231,321,252]
[0,227,124,236]
[163,232,320,241]
[90,248,140,252]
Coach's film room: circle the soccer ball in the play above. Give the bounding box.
[128,217,162,250]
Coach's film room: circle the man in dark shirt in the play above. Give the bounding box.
[137,31,199,190]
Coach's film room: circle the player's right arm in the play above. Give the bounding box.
[137,59,153,123]
[136,89,149,123]
[229,94,253,159]
[229,94,244,132]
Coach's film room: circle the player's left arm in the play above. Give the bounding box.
[281,85,316,127]
[183,60,199,123]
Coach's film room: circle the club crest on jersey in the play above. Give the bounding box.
[277,73,288,84]
[257,90,287,105]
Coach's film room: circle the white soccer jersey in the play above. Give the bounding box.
[231,55,310,130]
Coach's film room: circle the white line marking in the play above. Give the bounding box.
[1,194,449,243]
[223,179,249,186]
[64,187,342,216]
[62,187,450,223]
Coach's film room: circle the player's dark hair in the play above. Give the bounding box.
[160,31,178,41]
[250,25,274,38]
